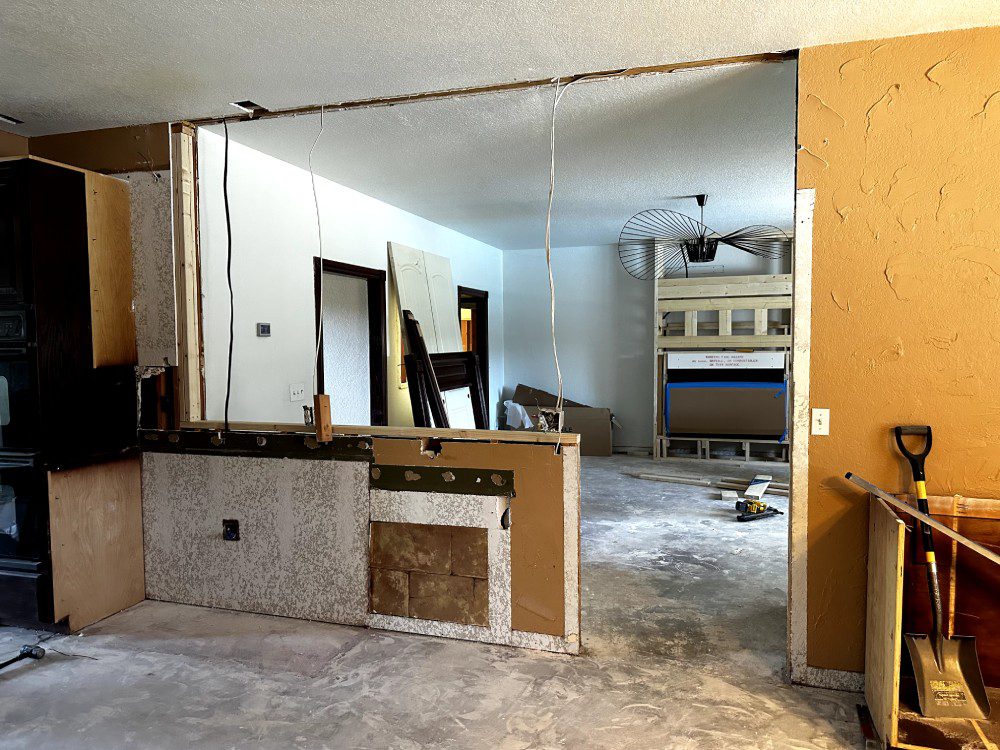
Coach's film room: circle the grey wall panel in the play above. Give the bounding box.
[142,453,370,625]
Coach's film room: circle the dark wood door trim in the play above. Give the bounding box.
[457,286,489,403]
[314,258,388,426]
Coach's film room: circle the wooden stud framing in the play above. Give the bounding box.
[754,308,768,336]
[171,124,204,422]
[718,309,733,336]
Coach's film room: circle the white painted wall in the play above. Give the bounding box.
[501,244,788,450]
[322,273,370,425]
[197,130,504,425]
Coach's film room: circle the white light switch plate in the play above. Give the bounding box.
[811,408,830,436]
[289,383,306,402]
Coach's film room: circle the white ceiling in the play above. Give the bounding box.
[208,61,796,250]
[2,0,999,136]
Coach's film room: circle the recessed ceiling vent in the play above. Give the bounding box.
[0,113,24,126]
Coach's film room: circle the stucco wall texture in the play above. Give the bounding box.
[798,27,1000,672]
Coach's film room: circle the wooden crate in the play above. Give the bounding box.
[655,274,792,350]
[865,495,999,749]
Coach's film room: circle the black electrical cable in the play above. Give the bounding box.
[223,120,234,433]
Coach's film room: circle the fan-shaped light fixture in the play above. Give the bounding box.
[618,195,791,280]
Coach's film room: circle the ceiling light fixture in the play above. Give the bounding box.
[617,194,792,280]
[0,113,24,126]
[229,100,269,118]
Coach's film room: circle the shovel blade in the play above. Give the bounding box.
[904,633,991,720]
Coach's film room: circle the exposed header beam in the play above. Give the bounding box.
[181,50,796,128]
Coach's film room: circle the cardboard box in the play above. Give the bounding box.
[510,383,614,456]
[521,407,613,456]
[666,384,786,437]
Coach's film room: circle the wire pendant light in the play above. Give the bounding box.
[618,195,791,280]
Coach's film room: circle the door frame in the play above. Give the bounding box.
[313,257,388,426]
[457,286,489,402]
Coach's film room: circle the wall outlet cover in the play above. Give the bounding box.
[289,383,306,402]
[811,408,830,436]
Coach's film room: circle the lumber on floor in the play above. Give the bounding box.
[628,472,789,497]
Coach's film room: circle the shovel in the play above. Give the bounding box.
[894,425,990,721]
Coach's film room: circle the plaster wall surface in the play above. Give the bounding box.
[142,453,370,625]
[797,26,1000,672]
[196,130,505,426]
[119,169,176,367]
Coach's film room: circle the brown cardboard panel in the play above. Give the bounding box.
[371,521,452,574]
[512,384,588,408]
[799,26,1000,672]
[524,406,612,456]
[30,123,170,174]
[666,387,786,437]
[373,437,566,636]
[0,129,29,158]
[370,568,408,617]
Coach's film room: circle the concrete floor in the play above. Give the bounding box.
[0,456,863,749]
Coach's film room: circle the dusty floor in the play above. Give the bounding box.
[0,456,862,749]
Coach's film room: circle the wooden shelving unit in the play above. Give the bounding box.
[653,274,792,461]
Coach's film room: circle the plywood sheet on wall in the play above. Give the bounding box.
[49,457,144,632]
[0,129,28,158]
[373,438,570,636]
[142,453,370,624]
[798,26,1000,672]
[30,123,170,174]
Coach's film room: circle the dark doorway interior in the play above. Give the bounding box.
[457,286,489,402]
[314,258,388,425]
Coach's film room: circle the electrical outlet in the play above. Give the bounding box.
[811,408,830,436]
[289,383,305,402]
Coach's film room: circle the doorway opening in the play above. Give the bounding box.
[314,258,388,425]
[457,286,489,402]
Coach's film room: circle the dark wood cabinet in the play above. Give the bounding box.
[0,157,142,631]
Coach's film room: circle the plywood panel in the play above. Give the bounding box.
[85,171,137,366]
[373,437,568,636]
[49,457,144,632]
[865,496,906,747]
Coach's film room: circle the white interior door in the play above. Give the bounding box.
[388,242,476,429]
[424,251,461,352]
[389,242,438,349]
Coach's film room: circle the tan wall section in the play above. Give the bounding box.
[30,123,169,174]
[798,27,1000,672]
[0,129,29,157]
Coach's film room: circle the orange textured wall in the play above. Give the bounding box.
[798,27,1000,672]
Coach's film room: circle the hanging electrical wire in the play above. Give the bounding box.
[223,119,235,433]
[544,76,592,419]
[309,106,326,401]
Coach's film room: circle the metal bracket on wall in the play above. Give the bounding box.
[139,429,373,461]
[369,464,516,497]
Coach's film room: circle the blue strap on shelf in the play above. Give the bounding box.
[664,381,787,437]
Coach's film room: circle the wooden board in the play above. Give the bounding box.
[657,295,793,313]
[657,334,792,349]
[656,274,792,299]
[866,496,906,747]
[171,127,203,421]
[85,171,137,367]
[48,456,144,632]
